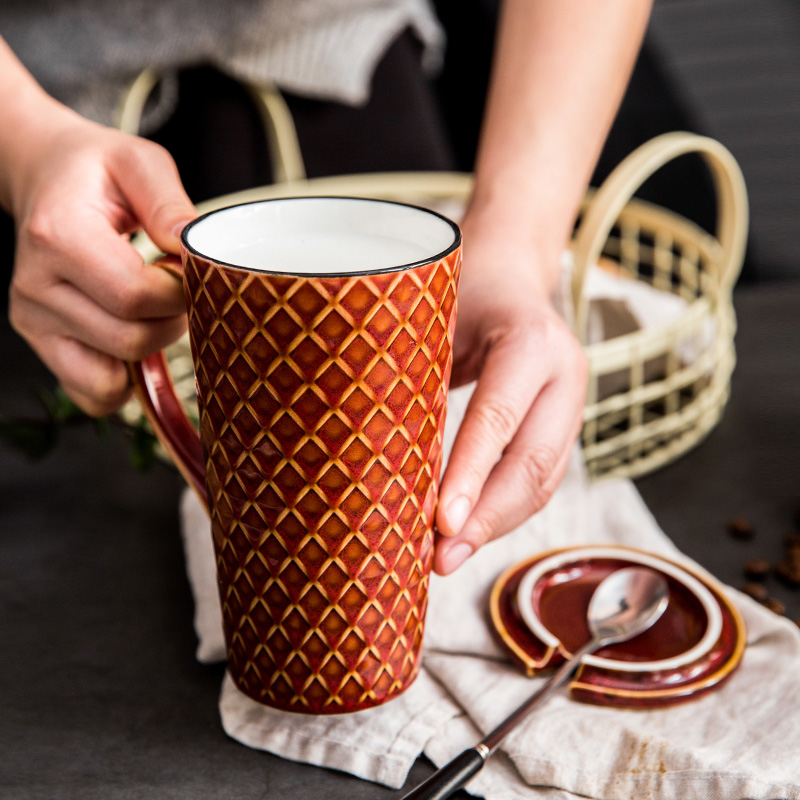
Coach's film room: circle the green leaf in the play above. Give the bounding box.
[0,415,57,460]
[36,385,86,425]
[52,386,86,424]
[130,418,157,471]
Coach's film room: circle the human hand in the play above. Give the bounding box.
[7,104,195,417]
[433,220,587,575]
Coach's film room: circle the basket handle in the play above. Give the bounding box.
[570,131,748,343]
[114,69,307,184]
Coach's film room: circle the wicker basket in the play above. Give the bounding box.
[119,76,748,482]
[571,134,747,479]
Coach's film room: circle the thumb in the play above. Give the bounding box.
[110,137,196,254]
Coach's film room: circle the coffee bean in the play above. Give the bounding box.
[775,561,800,588]
[741,582,769,603]
[728,517,755,540]
[743,558,771,580]
[763,597,786,616]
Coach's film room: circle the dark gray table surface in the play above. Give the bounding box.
[1,281,798,799]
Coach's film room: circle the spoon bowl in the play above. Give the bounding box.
[400,566,669,800]
[587,566,670,646]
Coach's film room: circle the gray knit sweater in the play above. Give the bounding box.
[2,0,443,130]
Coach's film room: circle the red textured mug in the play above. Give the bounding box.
[131,197,461,713]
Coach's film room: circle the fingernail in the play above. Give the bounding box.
[444,495,471,535]
[441,542,473,574]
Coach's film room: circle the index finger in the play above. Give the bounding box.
[41,218,186,321]
[436,327,549,537]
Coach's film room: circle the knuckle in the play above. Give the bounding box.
[10,272,32,302]
[515,444,561,514]
[111,322,152,361]
[7,284,40,342]
[9,260,42,306]
[22,206,61,252]
[472,398,520,445]
[516,443,560,489]
[109,277,149,319]
[81,397,122,418]
[53,351,130,419]
[136,136,173,163]
[85,364,131,416]
[68,392,107,419]
[119,136,177,176]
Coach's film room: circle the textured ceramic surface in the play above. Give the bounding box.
[490,545,746,708]
[183,246,461,713]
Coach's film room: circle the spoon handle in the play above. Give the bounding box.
[398,748,486,800]
[480,637,598,753]
[398,639,599,800]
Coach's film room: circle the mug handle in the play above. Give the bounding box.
[127,255,209,511]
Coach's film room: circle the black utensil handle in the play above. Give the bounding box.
[399,747,486,800]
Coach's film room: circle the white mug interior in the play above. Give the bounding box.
[182,197,460,276]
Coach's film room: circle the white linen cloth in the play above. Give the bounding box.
[180,380,800,799]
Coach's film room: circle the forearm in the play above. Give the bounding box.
[467,0,653,292]
[0,36,84,214]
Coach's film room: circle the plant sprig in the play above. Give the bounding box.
[0,385,158,470]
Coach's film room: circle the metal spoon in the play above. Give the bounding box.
[399,566,669,800]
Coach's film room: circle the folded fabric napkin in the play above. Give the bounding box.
[180,383,800,800]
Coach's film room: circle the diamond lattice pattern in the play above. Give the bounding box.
[185,250,461,713]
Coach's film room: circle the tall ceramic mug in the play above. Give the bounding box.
[131,197,461,714]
